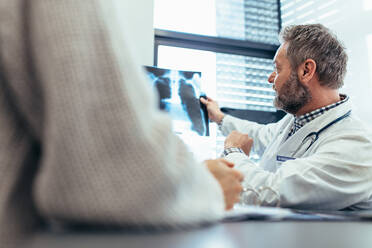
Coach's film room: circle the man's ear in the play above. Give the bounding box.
[297,59,317,85]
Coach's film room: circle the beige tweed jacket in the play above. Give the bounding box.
[0,0,224,246]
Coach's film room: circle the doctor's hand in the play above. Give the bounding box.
[200,96,225,124]
[225,131,253,156]
[205,158,243,210]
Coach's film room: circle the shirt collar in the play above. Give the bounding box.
[288,94,348,137]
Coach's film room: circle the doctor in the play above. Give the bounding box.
[201,24,372,210]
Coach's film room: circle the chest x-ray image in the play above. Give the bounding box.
[144,66,209,136]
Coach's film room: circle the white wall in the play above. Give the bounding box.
[114,0,154,66]
[281,0,372,125]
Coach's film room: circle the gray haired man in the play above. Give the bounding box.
[201,24,372,210]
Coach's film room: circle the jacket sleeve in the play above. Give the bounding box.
[25,0,224,227]
[220,114,290,156]
[226,130,372,210]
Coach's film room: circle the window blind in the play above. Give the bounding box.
[216,0,280,44]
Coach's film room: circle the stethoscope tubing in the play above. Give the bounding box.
[294,110,352,154]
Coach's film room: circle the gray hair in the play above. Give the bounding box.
[279,24,348,89]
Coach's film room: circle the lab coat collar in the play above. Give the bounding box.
[276,95,353,158]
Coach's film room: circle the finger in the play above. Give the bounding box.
[200,97,207,104]
[218,158,235,168]
[233,170,244,182]
[225,202,234,210]
[232,130,242,135]
[237,184,243,193]
[234,186,243,204]
[234,194,241,204]
[234,195,241,203]
[227,163,235,168]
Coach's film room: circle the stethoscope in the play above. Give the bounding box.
[292,110,352,155]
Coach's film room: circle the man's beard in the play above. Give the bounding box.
[274,71,312,115]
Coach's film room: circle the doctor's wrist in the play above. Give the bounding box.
[221,147,244,158]
[217,114,225,130]
[216,112,225,124]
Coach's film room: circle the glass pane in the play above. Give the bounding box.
[157,45,275,158]
[216,53,275,111]
[154,0,280,45]
[154,0,217,36]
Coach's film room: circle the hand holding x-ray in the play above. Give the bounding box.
[200,96,225,124]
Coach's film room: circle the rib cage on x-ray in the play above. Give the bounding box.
[144,66,209,136]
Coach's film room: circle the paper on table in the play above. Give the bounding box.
[223,205,294,222]
[223,205,355,222]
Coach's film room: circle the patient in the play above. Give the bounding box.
[0,1,243,247]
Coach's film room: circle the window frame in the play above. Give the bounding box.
[153,0,282,66]
[152,0,284,158]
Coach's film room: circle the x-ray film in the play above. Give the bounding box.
[144,66,209,136]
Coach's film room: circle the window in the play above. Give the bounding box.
[153,0,282,158]
[280,0,341,27]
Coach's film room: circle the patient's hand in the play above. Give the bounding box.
[205,158,243,210]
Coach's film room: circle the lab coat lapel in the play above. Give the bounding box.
[259,115,293,171]
[277,119,316,158]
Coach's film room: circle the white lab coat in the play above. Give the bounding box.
[221,99,372,210]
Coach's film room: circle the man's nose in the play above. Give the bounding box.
[268,71,276,84]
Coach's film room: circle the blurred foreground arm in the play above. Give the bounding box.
[1,0,227,229]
